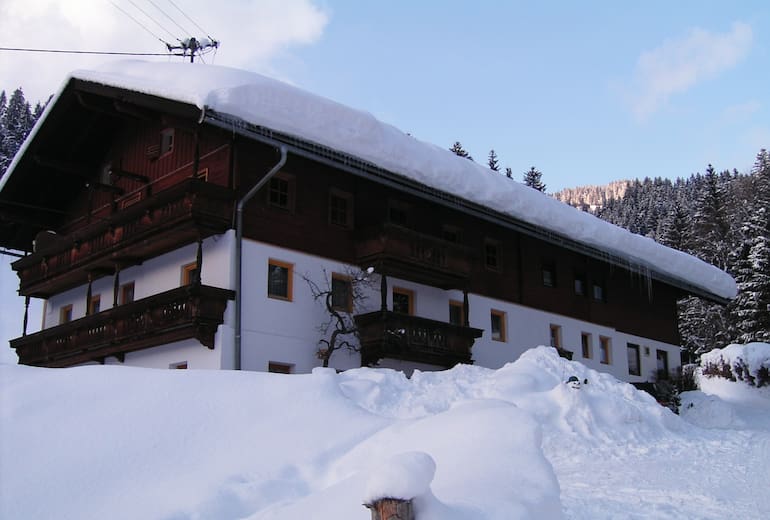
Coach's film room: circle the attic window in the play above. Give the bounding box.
[160,128,175,155]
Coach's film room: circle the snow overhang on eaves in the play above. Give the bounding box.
[203,109,733,305]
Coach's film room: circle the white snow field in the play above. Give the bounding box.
[2,344,769,519]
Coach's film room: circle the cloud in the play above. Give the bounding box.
[626,22,752,121]
[721,100,762,121]
[0,0,329,102]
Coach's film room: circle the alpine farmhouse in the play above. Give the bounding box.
[0,62,736,381]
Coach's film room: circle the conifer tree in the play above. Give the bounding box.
[450,141,473,160]
[523,166,546,192]
[487,149,499,172]
[505,167,513,178]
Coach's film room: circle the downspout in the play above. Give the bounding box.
[234,145,287,370]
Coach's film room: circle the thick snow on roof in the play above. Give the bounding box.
[63,61,734,299]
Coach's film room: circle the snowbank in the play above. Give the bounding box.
[3,346,769,519]
[700,342,770,387]
[2,61,735,301]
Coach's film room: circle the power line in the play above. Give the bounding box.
[0,47,171,56]
[166,0,214,41]
[109,1,173,48]
[125,0,182,44]
[147,0,192,37]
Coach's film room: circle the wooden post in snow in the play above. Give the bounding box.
[365,497,414,520]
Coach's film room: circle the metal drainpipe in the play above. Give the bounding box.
[234,145,288,370]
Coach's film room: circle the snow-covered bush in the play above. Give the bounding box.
[700,343,770,388]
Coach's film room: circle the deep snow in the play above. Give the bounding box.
[2,345,769,519]
[0,61,735,301]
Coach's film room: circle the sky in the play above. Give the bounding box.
[0,0,769,355]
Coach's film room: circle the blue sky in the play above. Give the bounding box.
[1,1,769,355]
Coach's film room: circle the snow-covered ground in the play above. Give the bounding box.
[2,345,769,519]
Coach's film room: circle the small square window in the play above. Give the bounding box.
[120,282,135,305]
[592,283,605,302]
[60,304,73,324]
[88,295,101,315]
[392,287,414,315]
[442,225,461,243]
[550,324,562,349]
[331,274,352,312]
[449,300,464,326]
[542,264,556,287]
[181,262,199,286]
[388,202,409,226]
[160,128,175,155]
[490,310,506,342]
[574,276,585,295]
[329,190,353,228]
[600,336,612,365]
[484,240,501,271]
[627,343,641,376]
[581,332,592,359]
[268,260,293,301]
[269,176,291,209]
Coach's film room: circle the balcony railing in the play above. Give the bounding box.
[355,223,474,289]
[11,284,235,367]
[12,178,234,297]
[355,310,483,368]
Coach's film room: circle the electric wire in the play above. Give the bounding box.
[0,47,171,56]
[109,1,173,48]
[166,0,215,41]
[146,0,192,38]
[125,0,183,44]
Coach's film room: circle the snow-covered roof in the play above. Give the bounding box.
[6,61,736,300]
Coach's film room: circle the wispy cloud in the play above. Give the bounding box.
[0,0,329,102]
[626,22,752,121]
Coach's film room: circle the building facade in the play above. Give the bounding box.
[0,63,735,382]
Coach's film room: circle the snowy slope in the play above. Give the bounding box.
[1,61,735,300]
[3,346,768,519]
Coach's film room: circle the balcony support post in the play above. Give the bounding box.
[463,289,470,327]
[113,265,120,308]
[194,237,203,286]
[85,273,93,315]
[380,272,388,312]
[23,296,30,336]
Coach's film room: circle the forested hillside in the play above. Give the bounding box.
[0,88,46,178]
[561,152,770,356]
[553,180,631,212]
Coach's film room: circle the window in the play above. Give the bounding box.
[170,361,188,369]
[388,201,409,226]
[267,259,293,301]
[331,274,352,312]
[181,262,199,286]
[268,173,294,211]
[120,282,135,305]
[268,362,293,374]
[627,343,641,376]
[392,287,414,315]
[484,240,501,271]
[574,275,585,296]
[592,282,605,302]
[600,336,612,364]
[442,225,461,244]
[581,332,592,359]
[542,263,556,287]
[88,295,101,315]
[656,349,669,378]
[549,324,562,349]
[60,304,73,324]
[490,310,506,342]
[449,300,464,326]
[160,128,174,155]
[329,190,353,228]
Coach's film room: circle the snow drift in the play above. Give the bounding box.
[8,346,768,519]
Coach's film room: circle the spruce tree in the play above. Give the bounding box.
[523,166,546,192]
[487,149,499,172]
[0,90,8,176]
[1,88,33,177]
[450,141,473,160]
[505,167,513,179]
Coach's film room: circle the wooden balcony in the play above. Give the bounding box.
[355,310,483,368]
[355,223,474,289]
[10,284,235,367]
[12,178,235,298]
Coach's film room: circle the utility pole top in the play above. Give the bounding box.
[166,37,219,63]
